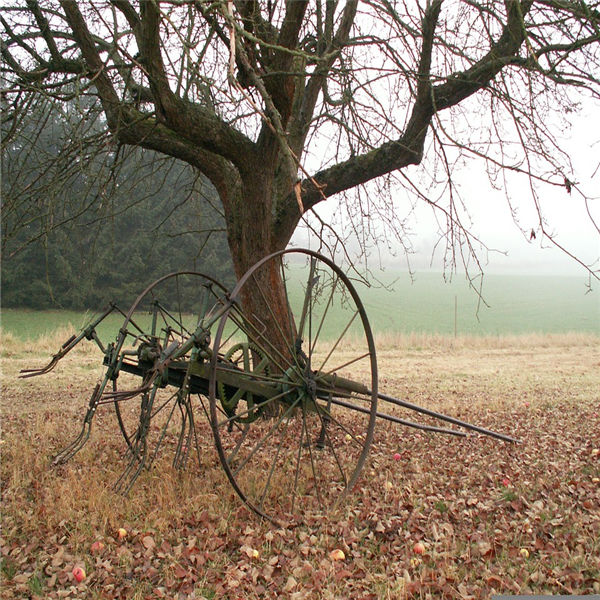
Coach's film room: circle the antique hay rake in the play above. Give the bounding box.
[21,249,517,523]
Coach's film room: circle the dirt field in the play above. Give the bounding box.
[1,332,599,599]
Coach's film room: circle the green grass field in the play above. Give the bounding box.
[357,271,599,336]
[1,271,598,341]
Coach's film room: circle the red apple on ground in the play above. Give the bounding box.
[72,566,86,583]
[413,542,425,555]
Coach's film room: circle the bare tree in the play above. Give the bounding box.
[2,1,599,325]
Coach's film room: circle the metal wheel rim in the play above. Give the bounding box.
[209,248,378,523]
[107,271,228,463]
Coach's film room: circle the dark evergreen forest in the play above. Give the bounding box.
[1,101,235,310]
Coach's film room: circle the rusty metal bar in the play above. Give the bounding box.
[328,397,466,437]
[375,391,520,443]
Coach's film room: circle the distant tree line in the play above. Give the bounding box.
[1,100,235,310]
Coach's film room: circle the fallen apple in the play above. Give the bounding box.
[329,549,345,561]
[90,541,105,554]
[413,542,425,555]
[72,566,86,583]
[519,548,530,558]
[501,477,510,487]
[117,528,127,540]
[393,452,401,461]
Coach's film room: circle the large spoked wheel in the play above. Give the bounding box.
[209,249,378,523]
[97,271,228,492]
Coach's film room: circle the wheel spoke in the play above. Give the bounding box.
[317,351,372,379]
[301,407,323,511]
[214,374,299,428]
[227,301,295,375]
[309,274,339,356]
[313,398,365,448]
[176,274,184,343]
[290,414,307,515]
[296,257,317,344]
[313,403,348,487]
[316,309,360,374]
[230,397,301,477]
[258,409,295,511]
[250,271,298,365]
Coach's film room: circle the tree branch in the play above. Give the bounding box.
[58,0,122,128]
[433,0,534,110]
[289,0,358,153]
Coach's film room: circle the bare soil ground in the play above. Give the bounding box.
[1,332,599,599]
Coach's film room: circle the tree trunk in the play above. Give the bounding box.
[224,166,298,366]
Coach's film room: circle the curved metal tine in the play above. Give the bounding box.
[175,395,198,471]
[52,421,92,465]
[170,363,196,470]
[115,401,134,453]
[172,399,190,469]
[114,429,148,494]
[180,386,202,470]
[100,373,156,404]
[109,385,162,462]
[52,382,103,464]
[114,386,157,494]
[19,354,62,378]
[189,395,205,468]
[120,394,149,463]
[181,407,196,470]
[147,394,180,469]
[127,387,180,466]
[115,438,147,495]
[20,303,118,378]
